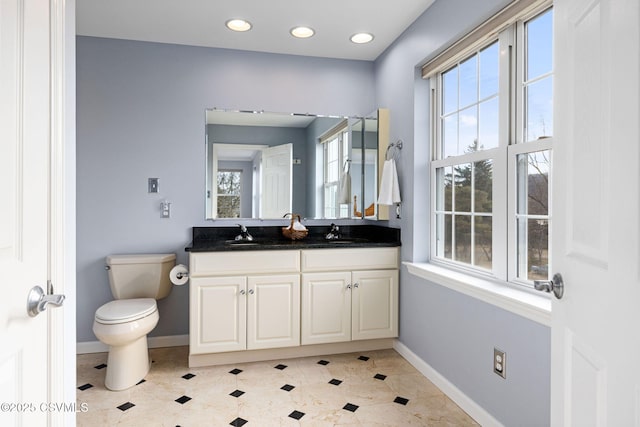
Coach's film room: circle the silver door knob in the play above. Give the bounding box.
[27,285,65,317]
[533,273,564,299]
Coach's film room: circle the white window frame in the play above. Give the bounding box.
[429,2,554,288]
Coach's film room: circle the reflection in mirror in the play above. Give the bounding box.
[205,109,380,220]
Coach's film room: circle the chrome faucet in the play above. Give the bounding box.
[235,224,253,241]
[325,223,341,240]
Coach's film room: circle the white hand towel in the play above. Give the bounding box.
[338,169,351,204]
[377,159,401,205]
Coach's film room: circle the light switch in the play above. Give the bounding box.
[148,178,159,193]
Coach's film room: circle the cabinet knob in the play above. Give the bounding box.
[346,284,351,290]
[353,283,359,288]
[248,289,254,295]
[240,290,246,295]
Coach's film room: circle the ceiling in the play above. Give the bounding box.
[76,0,436,61]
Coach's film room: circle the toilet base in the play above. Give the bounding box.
[105,335,151,391]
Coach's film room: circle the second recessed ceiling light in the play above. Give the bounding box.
[290,26,315,39]
[350,32,374,44]
[226,19,252,32]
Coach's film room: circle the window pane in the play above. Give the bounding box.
[436,167,453,211]
[436,213,452,259]
[517,151,550,215]
[526,8,553,80]
[443,114,458,158]
[458,106,478,153]
[474,216,492,269]
[478,97,499,150]
[517,149,551,281]
[518,218,549,281]
[442,67,458,115]
[454,215,471,263]
[474,160,492,213]
[479,42,499,99]
[454,163,472,212]
[525,76,553,141]
[459,55,478,108]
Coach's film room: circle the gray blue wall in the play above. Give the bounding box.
[76,1,550,424]
[375,0,550,425]
[76,37,376,344]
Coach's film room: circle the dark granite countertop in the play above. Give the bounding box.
[186,225,401,252]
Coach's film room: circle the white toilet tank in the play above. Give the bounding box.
[106,253,176,300]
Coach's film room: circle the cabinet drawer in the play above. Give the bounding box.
[190,250,300,276]
[301,247,399,272]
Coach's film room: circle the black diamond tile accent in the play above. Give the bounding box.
[136,379,146,385]
[374,373,387,381]
[229,368,243,375]
[317,360,330,365]
[274,364,288,370]
[358,355,370,361]
[394,396,410,406]
[182,373,196,380]
[343,403,359,412]
[175,395,192,404]
[329,379,343,386]
[229,389,245,398]
[281,384,295,392]
[77,383,93,391]
[289,410,305,420]
[94,363,107,370]
[229,418,248,427]
[117,402,135,411]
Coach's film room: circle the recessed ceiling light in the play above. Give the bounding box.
[350,33,374,44]
[226,19,252,32]
[290,26,315,39]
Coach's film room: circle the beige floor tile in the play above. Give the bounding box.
[76,346,478,426]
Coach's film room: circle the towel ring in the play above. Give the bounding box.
[385,139,403,160]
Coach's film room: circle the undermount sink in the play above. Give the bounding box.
[326,239,356,244]
[224,240,260,246]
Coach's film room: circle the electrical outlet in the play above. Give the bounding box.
[494,348,506,378]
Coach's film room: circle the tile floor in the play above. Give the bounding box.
[76,346,478,426]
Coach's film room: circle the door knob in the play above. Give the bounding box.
[533,273,564,299]
[27,285,65,317]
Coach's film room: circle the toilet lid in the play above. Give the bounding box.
[95,298,157,324]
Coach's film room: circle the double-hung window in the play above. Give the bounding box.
[430,3,553,286]
[321,123,349,218]
[217,170,242,218]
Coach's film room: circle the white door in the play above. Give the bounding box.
[261,143,292,218]
[0,0,59,425]
[351,270,398,341]
[551,0,640,425]
[247,275,300,350]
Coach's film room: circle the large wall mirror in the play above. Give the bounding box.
[205,109,386,220]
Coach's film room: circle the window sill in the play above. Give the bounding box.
[403,262,551,326]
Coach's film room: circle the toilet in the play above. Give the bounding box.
[93,253,176,391]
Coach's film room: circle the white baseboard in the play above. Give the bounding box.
[77,334,189,354]
[393,340,503,427]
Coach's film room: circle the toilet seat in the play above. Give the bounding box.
[95,298,157,324]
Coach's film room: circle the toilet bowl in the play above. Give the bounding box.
[93,253,176,391]
[93,298,159,390]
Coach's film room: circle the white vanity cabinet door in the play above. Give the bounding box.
[247,274,300,350]
[301,272,352,345]
[351,269,398,340]
[190,276,247,354]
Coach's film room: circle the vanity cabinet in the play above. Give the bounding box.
[189,251,300,355]
[300,248,399,345]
